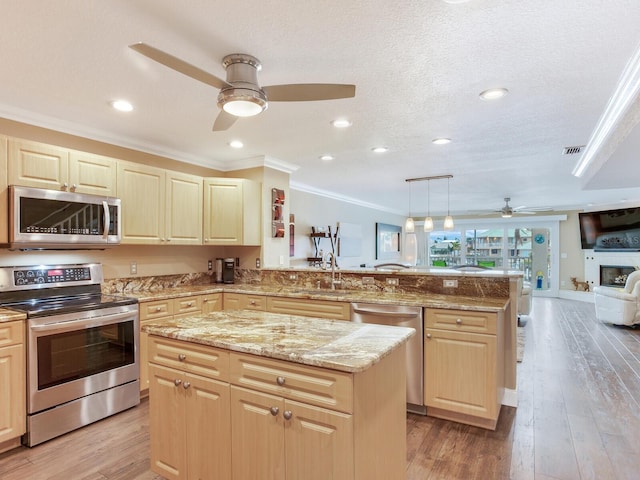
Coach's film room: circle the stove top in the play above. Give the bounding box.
[0,263,137,318]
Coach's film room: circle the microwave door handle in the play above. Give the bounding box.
[102,201,110,240]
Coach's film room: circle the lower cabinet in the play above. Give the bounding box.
[0,320,25,451]
[424,308,504,430]
[223,292,266,311]
[230,386,353,480]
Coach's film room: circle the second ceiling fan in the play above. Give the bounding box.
[129,42,356,131]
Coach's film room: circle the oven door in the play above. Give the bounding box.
[9,185,121,249]
[26,305,139,414]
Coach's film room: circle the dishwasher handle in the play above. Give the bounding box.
[351,304,422,319]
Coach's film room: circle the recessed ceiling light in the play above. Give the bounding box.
[320,154,334,161]
[229,140,244,149]
[331,119,352,128]
[479,88,509,100]
[432,138,451,145]
[372,146,388,153]
[110,100,133,112]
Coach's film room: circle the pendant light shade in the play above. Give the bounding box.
[424,180,434,232]
[405,181,415,232]
[443,176,454,230]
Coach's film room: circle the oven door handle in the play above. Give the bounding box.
[30,311,136,333]
[102,201,110,240]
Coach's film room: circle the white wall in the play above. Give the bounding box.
[289,188,406,268]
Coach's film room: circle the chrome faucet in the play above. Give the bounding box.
[322,251,342,290]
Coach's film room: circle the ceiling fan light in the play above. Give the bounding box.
[218,88,267,117]
[502,211,513,218]
[443,215,454,230]
[423,217,434,232]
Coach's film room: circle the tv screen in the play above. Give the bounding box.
[579,207,640,250]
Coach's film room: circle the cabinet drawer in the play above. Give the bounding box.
[173,296,202,316]
[230,352,353,413]
[266,297,350,320]
[140,299,174,320]
[224,293,266,311]
[149,336,229,382]
[0,321,24,347]
[425,308,497,335]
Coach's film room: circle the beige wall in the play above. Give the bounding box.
[559,211,586,290]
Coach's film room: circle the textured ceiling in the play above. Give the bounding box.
[1,0,640,217]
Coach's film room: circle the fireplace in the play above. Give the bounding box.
[599,265,636,287]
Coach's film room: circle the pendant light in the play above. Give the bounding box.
[405,181,415,233]
[443,176,454,230]
[423,180,434,232]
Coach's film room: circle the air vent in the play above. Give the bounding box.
[563,145,585,155]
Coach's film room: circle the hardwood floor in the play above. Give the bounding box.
[2,296,640,479]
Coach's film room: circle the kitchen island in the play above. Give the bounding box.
[143,310,414,480]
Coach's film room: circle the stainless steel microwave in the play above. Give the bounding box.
[7,185,121,249]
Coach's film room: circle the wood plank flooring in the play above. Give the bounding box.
[2,296,640,479]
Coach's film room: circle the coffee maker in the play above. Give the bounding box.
[223,258,235,284]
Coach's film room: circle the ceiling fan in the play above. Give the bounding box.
[129,42,356,131]
[492,197,552,218]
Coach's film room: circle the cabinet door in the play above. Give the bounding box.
[0,344,25,443]
[185,373,231,480]
[165,171,203,245]
[68,151,116,196]
[8,139,69,190]
[284,399,353,480]
[117,162,165,244]
[149,364,186,480]
[0,136,8,244]
[424,328,497,420]
[204,178,243,245]
[140,316,170,393]
[201,293,223,313]
[231,386,285,480]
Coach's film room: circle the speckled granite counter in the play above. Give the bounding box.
[142,310,415,373]
[0,308,26,323]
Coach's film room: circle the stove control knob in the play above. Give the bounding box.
[36,277,44,283]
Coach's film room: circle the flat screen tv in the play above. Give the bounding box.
[579,207,640,251]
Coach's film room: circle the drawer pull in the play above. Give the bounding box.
[186,302,193,307]
[178,354,186,361]
[250,300,256,305]
[155,307,163,312]
[426,333,432,339]
[283,410,293,420]
[183,381,191,389]
[276,376,286,386]
[203,299,209,303]
[270,407,279,416]
[456,318,463,325]
[174,379,182,387]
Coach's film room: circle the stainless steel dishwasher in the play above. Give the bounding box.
[350,303,425,415]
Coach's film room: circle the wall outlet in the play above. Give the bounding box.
[289,273,298,281]
[208,260,213,271]
[256,258,261,268]
[443,279,458,288]
[386,278,399,286]
[130,261,137,275]
[362,276,375,285]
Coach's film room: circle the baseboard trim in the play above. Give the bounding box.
[559,290,594,303]
[502,388,518,407]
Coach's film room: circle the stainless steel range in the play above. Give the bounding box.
[0,263,139,447]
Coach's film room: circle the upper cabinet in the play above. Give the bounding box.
[8,139,116,196]
[204,178,261,246]
[117,162,203,245]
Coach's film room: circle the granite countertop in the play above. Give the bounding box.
[143,310,415,373]
[0,308,27,323]
[127,284,509,312]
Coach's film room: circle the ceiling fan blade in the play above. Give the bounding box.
[263,84,355,101]
[129,42,230,90]
[212,110,238,131]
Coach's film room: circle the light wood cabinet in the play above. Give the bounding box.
[266,296,350,320]
[0,136,7,244]
[223,292,266,311]
[117,162,203,245]
[0,321,26,451]
[424,308,504,430]
[203,178,261,246]
[148,338,231,480]
[201,293,223,313]
[7,139,116,195]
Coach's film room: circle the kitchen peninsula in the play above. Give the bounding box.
[143,311,414,480]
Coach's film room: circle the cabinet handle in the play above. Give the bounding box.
[155,307,163,312]
[167,238,171,242]
[178,354,186,361]
[186,302,193,307]
[183,381,191,389]
[71,183,77,191]
[250,300,256,305]
[276,376,286,386]
[426,333,432,339]
[204,239,209,243]
[203,299,209,303]
[283,410,293,420]
[270,407,279,416]
[174,379,182,387]
[62,182,68,190]
[456,318,463,325]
